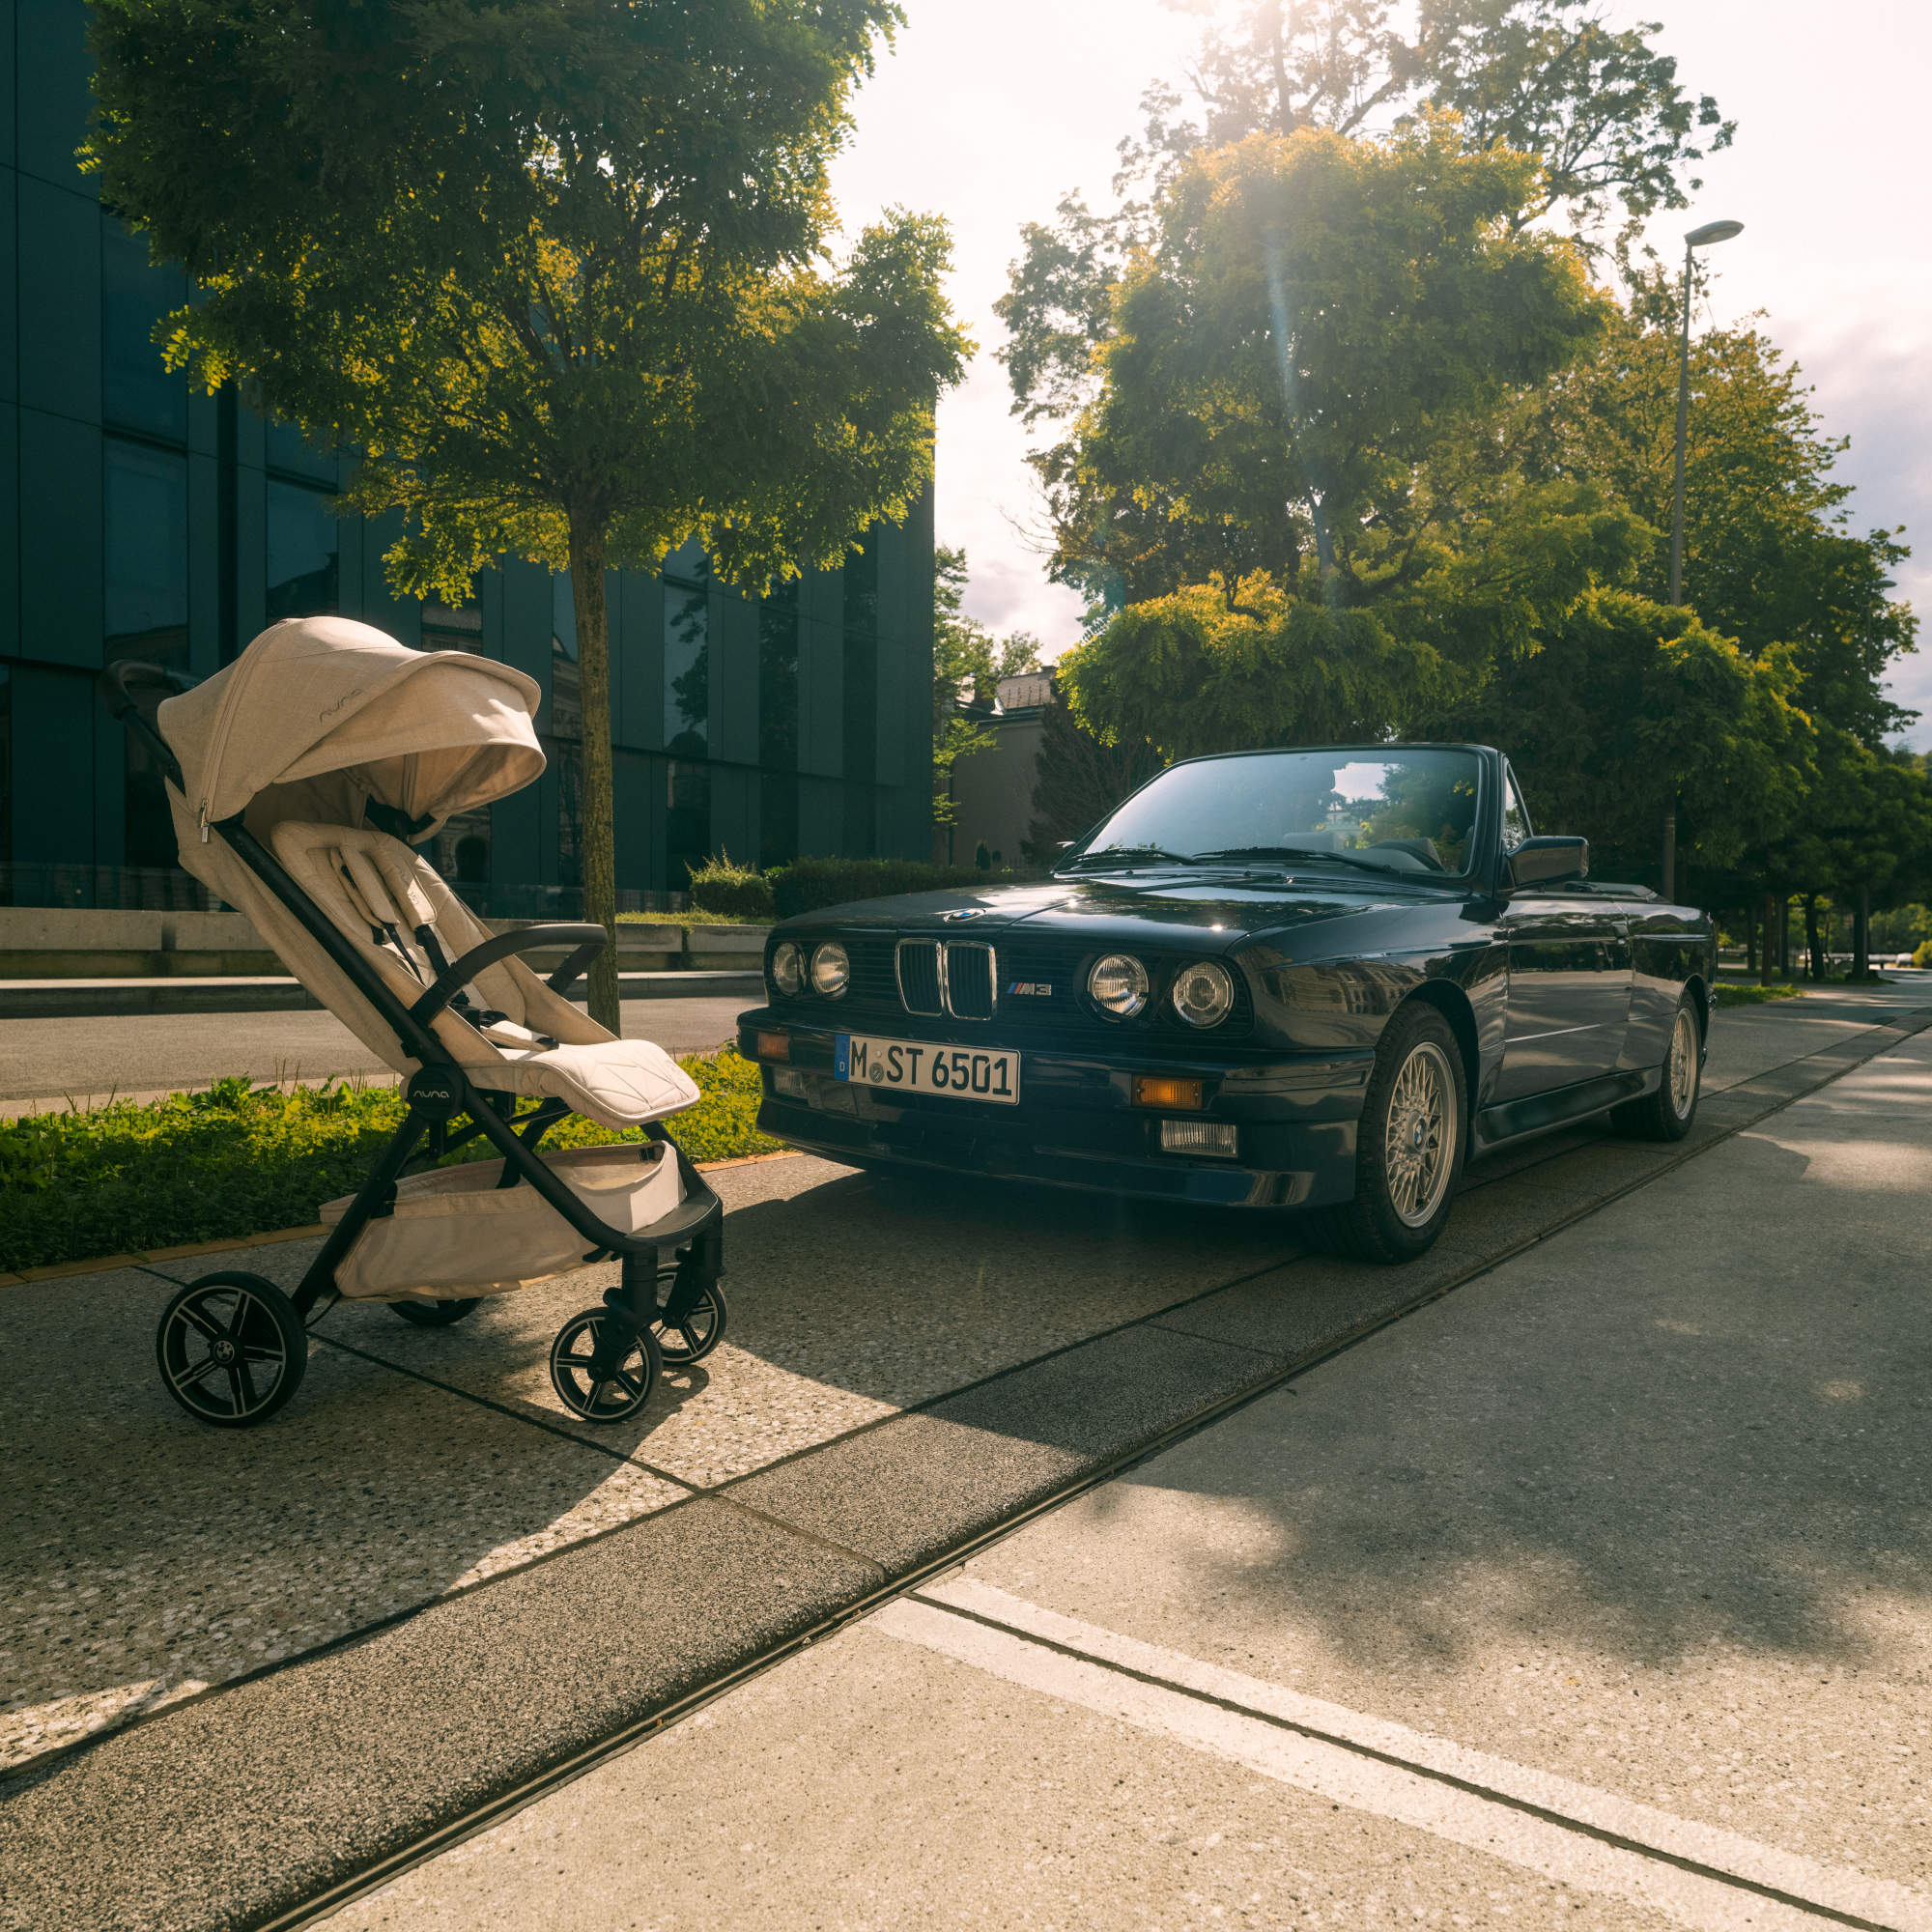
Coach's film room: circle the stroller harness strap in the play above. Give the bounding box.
[270,820,699,1130]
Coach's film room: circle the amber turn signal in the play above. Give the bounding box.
[1132,1073,1203,1111]
[752,1030,791,1063]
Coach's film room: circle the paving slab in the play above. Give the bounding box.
[961,1031,1932,1898]
[0,1258,685,1773]
[0,1498,881,1932]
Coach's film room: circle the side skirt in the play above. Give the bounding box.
[1471,1065,1661,1153]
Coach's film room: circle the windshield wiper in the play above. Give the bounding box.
[1191,844,1409,876]
[1064,844,1196,869]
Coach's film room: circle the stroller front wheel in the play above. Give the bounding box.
[653,1269,727,1366]
[156,1272,307,1428]
[549,1308,664,1424]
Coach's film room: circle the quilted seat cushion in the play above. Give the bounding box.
[492,1037,700,1131]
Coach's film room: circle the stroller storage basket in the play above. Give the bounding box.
[321,1142,683,1300]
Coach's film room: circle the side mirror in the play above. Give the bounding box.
[1508,835,1588,889]
[1054,840,1075,854]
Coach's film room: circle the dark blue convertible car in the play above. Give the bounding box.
[737,744,1715,1262]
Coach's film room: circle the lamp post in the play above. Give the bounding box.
[1662,216,1744,901]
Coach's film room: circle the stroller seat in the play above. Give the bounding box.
[271,821,699,1130]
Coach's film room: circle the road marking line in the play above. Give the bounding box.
[871,1578,1931,1932]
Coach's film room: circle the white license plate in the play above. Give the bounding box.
[835,1034,1021,1105]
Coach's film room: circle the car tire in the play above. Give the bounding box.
[1611,991,1702,1142]
[1330,1001,1467,1264]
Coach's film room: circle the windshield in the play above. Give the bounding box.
[1069,750,1483,877]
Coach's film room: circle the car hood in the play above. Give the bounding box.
[785,870,1450,952]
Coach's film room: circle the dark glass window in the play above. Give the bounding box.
[266,480,340,625]
[667,760,711,892]
[265,420,337,486]
[758,578,800,868]
[104,439,188,665]
[101,219,186,440]
[0,665,11,872]
[665,579,709,756]
[841,532,879,855]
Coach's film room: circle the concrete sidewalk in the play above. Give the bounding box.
[326,1025,1932,1930]
[3,993,1927,1931]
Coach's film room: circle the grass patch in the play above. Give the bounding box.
[614,908,770,927]
[0,1048,781,1275]
[1714,981,1802,1008]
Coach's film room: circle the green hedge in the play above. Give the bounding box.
[0,1049,780,1275]
[1714,981,1800,1008]
[686,852,777,922]
[769,856,1021,919]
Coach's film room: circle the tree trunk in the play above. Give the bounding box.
[1855,883,1871,980]
[1745,900,1756,976]
[568,520,622,1036]
[1760,891,1777,987]
[1660,806,1676,902]
[1803,895,1824,982]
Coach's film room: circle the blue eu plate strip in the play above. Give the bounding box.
[834,1033,851,1081]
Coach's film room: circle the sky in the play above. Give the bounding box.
[825,0,1932,747]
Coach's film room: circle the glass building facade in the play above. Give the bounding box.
[0,0,936,908]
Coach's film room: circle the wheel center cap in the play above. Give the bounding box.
[212,1337,237,1364]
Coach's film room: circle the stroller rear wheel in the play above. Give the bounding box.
[388,1296,482,1328]
[653,1268,727,1366]
[549,1308,664,1424]
[156,1272,307,1428]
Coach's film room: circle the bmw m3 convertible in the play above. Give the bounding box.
[737,744,1715,1262]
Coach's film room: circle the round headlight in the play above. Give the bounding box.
[810,941,850,998]
[1172,959,1236,1028]
[1089,952,1150,1017]
[771,941,804,997]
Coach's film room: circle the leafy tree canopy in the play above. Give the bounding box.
[999,0,1730,441]
[1053,123,1632,753]
[931,545,1040,827]
[1527,285,1918,746]
[89,0,970,1025]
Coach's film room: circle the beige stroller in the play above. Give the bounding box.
[101,616,727,1430]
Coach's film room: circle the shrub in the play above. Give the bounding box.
[685,851,776,923]
[1915,939,1932,969]
[0,1049,779,1274]
[769,856,1023,919]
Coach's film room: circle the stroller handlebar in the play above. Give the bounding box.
[99,659,195,791]
[408,923,610,1026]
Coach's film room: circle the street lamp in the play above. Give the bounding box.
[1668,218,1744,605]
[1662,216,1744,903]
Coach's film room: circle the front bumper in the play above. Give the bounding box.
[736,1009,1372,1210]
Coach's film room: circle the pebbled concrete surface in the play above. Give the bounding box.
[0,1497,883,1932]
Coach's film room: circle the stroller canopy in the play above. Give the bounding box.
[158,615,544,842]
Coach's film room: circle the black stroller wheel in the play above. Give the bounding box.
[388,1296,482,1328]
[549,1309,663,1424]
[156,1272,307,1428]
[653,1269,728,1366]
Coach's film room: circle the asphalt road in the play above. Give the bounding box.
[0,995,753,1111]
[324,1012,1932,1930]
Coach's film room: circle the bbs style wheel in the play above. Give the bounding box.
[156,1272,307,1428]
[652,1269,727,1367]
[1612,991,1702,1142]
[389,1296,482,1328]
[549,1309,663,1424]
[1330,1002,1467,1264]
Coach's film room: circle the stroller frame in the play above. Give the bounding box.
[101,660,725,1430]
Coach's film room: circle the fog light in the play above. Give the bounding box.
[753,1030,790,1062]
[1133,1073,1204,1111]
[773,1066,810,1098]
[1160,1119,1238,1158]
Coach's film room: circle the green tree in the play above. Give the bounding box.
[1531,288,1918,747]
[1426,586,1814,881]
[1052,122,1629,754]
[999,0,1729,473]
[1021,692,1164,865]
[930,545,1039,831]
[89,0,969,1029]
